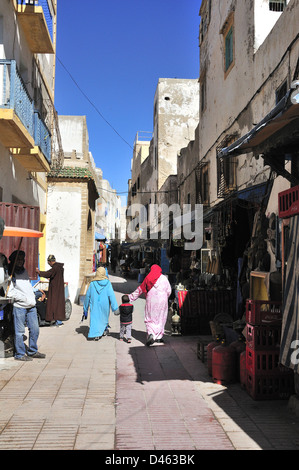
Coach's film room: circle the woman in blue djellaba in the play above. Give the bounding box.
[83,267,118,340]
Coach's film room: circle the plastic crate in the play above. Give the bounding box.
[278,185,299,218]
[246,299,282,325]
[246,371,294,400]
[246,324,281,350]
[246,347,288,375]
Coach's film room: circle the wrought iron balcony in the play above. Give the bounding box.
[16,0,54,54]
[0,59,51,171]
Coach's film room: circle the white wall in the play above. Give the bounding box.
[254,0,288,51]
[154,78,199,190]
[46,186,82,302]
[58,116,86,160]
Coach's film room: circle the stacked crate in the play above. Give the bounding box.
[245,299,294,400]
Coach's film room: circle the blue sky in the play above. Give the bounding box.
[54,1,201,203]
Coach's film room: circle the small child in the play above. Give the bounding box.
[114,294,134,343]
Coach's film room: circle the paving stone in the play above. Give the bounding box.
[0,273,298,450]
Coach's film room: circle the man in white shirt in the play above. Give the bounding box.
[7,250,46,361]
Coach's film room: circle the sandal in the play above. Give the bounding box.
[146,334,154,346]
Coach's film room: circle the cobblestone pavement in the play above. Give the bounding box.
[0,271,298,451]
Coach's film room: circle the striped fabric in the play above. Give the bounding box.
[280,215,299,372]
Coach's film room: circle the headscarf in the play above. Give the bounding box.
[92,266,108,282]
[140,264,162,294]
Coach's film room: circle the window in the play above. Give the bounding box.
[201,165,209,204]
[216,134,238,198]
[200,73,207,113]
[221,12,235,77]
[199,0,211,45]
[269,1,287,12]
[225,27,234,72]
[276,80,288,104]
[196,162,209,206]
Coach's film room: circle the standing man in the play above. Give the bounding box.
[7,250,46,361]
[36,255,65,327]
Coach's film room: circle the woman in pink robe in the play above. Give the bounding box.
[129,264,171,345]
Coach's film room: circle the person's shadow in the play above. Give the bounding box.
[75,324,89,339]
[101,328,146,344]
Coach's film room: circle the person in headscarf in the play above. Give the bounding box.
[36,254,65,327]
[83,266,118,340]
[129,264,171,346]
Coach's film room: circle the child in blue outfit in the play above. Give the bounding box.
[114,294,134,343]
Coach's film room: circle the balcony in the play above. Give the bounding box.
[0,59,51,172]
[16,0,54,54]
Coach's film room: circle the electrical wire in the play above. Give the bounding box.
[56,56,134,150]
[56,58,180,197]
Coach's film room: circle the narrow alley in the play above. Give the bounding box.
[0,272,299,452]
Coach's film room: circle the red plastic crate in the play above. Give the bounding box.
[246,324,281,350]
[278,185,299,218]
[246,371,294,400]
[246,347,286,375]
[246,299,282,325]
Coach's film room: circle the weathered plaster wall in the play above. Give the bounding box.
[58,116,89,162]
[199,0,299,207]
[154,78,199,190]
[177,125,200,208]
[46,184,82,302]
[254,0,290,52]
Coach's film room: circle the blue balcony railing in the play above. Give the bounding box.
[34,111,51,163]
[0,59,51,164]
[0,59,34,136]
[17,0,53,41]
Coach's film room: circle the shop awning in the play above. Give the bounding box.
[95,232,106,241]
[3,226,43,238]
[202,181,270,222]
[217,90,299,160]
[237,181,270,203]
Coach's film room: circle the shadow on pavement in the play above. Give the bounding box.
[127,337,195,384]
[125,334,299,449]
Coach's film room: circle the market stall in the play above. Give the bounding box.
[176,287,236,335]
[0,224,43,357]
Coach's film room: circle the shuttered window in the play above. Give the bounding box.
[269,1,287,12]
[221,12,235,77]
[225,26,234,72]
